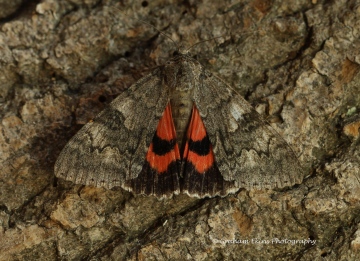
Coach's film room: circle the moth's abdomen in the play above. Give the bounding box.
[170,87,193,154]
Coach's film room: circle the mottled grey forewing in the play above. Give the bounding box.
[54,69,170,190]
[194,70,304,190]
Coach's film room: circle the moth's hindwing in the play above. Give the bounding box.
[126,103,181,197]
[181,104,237,198]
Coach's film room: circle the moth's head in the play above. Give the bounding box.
[163,51,200,89]
[171,48,193,60]
[176,45,190,56]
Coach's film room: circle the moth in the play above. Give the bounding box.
[55,50,304,198]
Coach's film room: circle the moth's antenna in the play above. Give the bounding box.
[185,36,225,53]
[136,18,179,50]
[185,24,262,53]
[113,7,179,51]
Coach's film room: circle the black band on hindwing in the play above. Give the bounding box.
[152,134,176,156]
[188,136,211,156]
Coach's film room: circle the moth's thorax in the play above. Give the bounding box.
[165,55,202,152]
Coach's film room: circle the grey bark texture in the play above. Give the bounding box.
[1,0,360,260]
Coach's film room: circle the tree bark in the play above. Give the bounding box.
[1,0,360,260]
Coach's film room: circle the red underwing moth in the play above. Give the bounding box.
[54,50,304,198]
